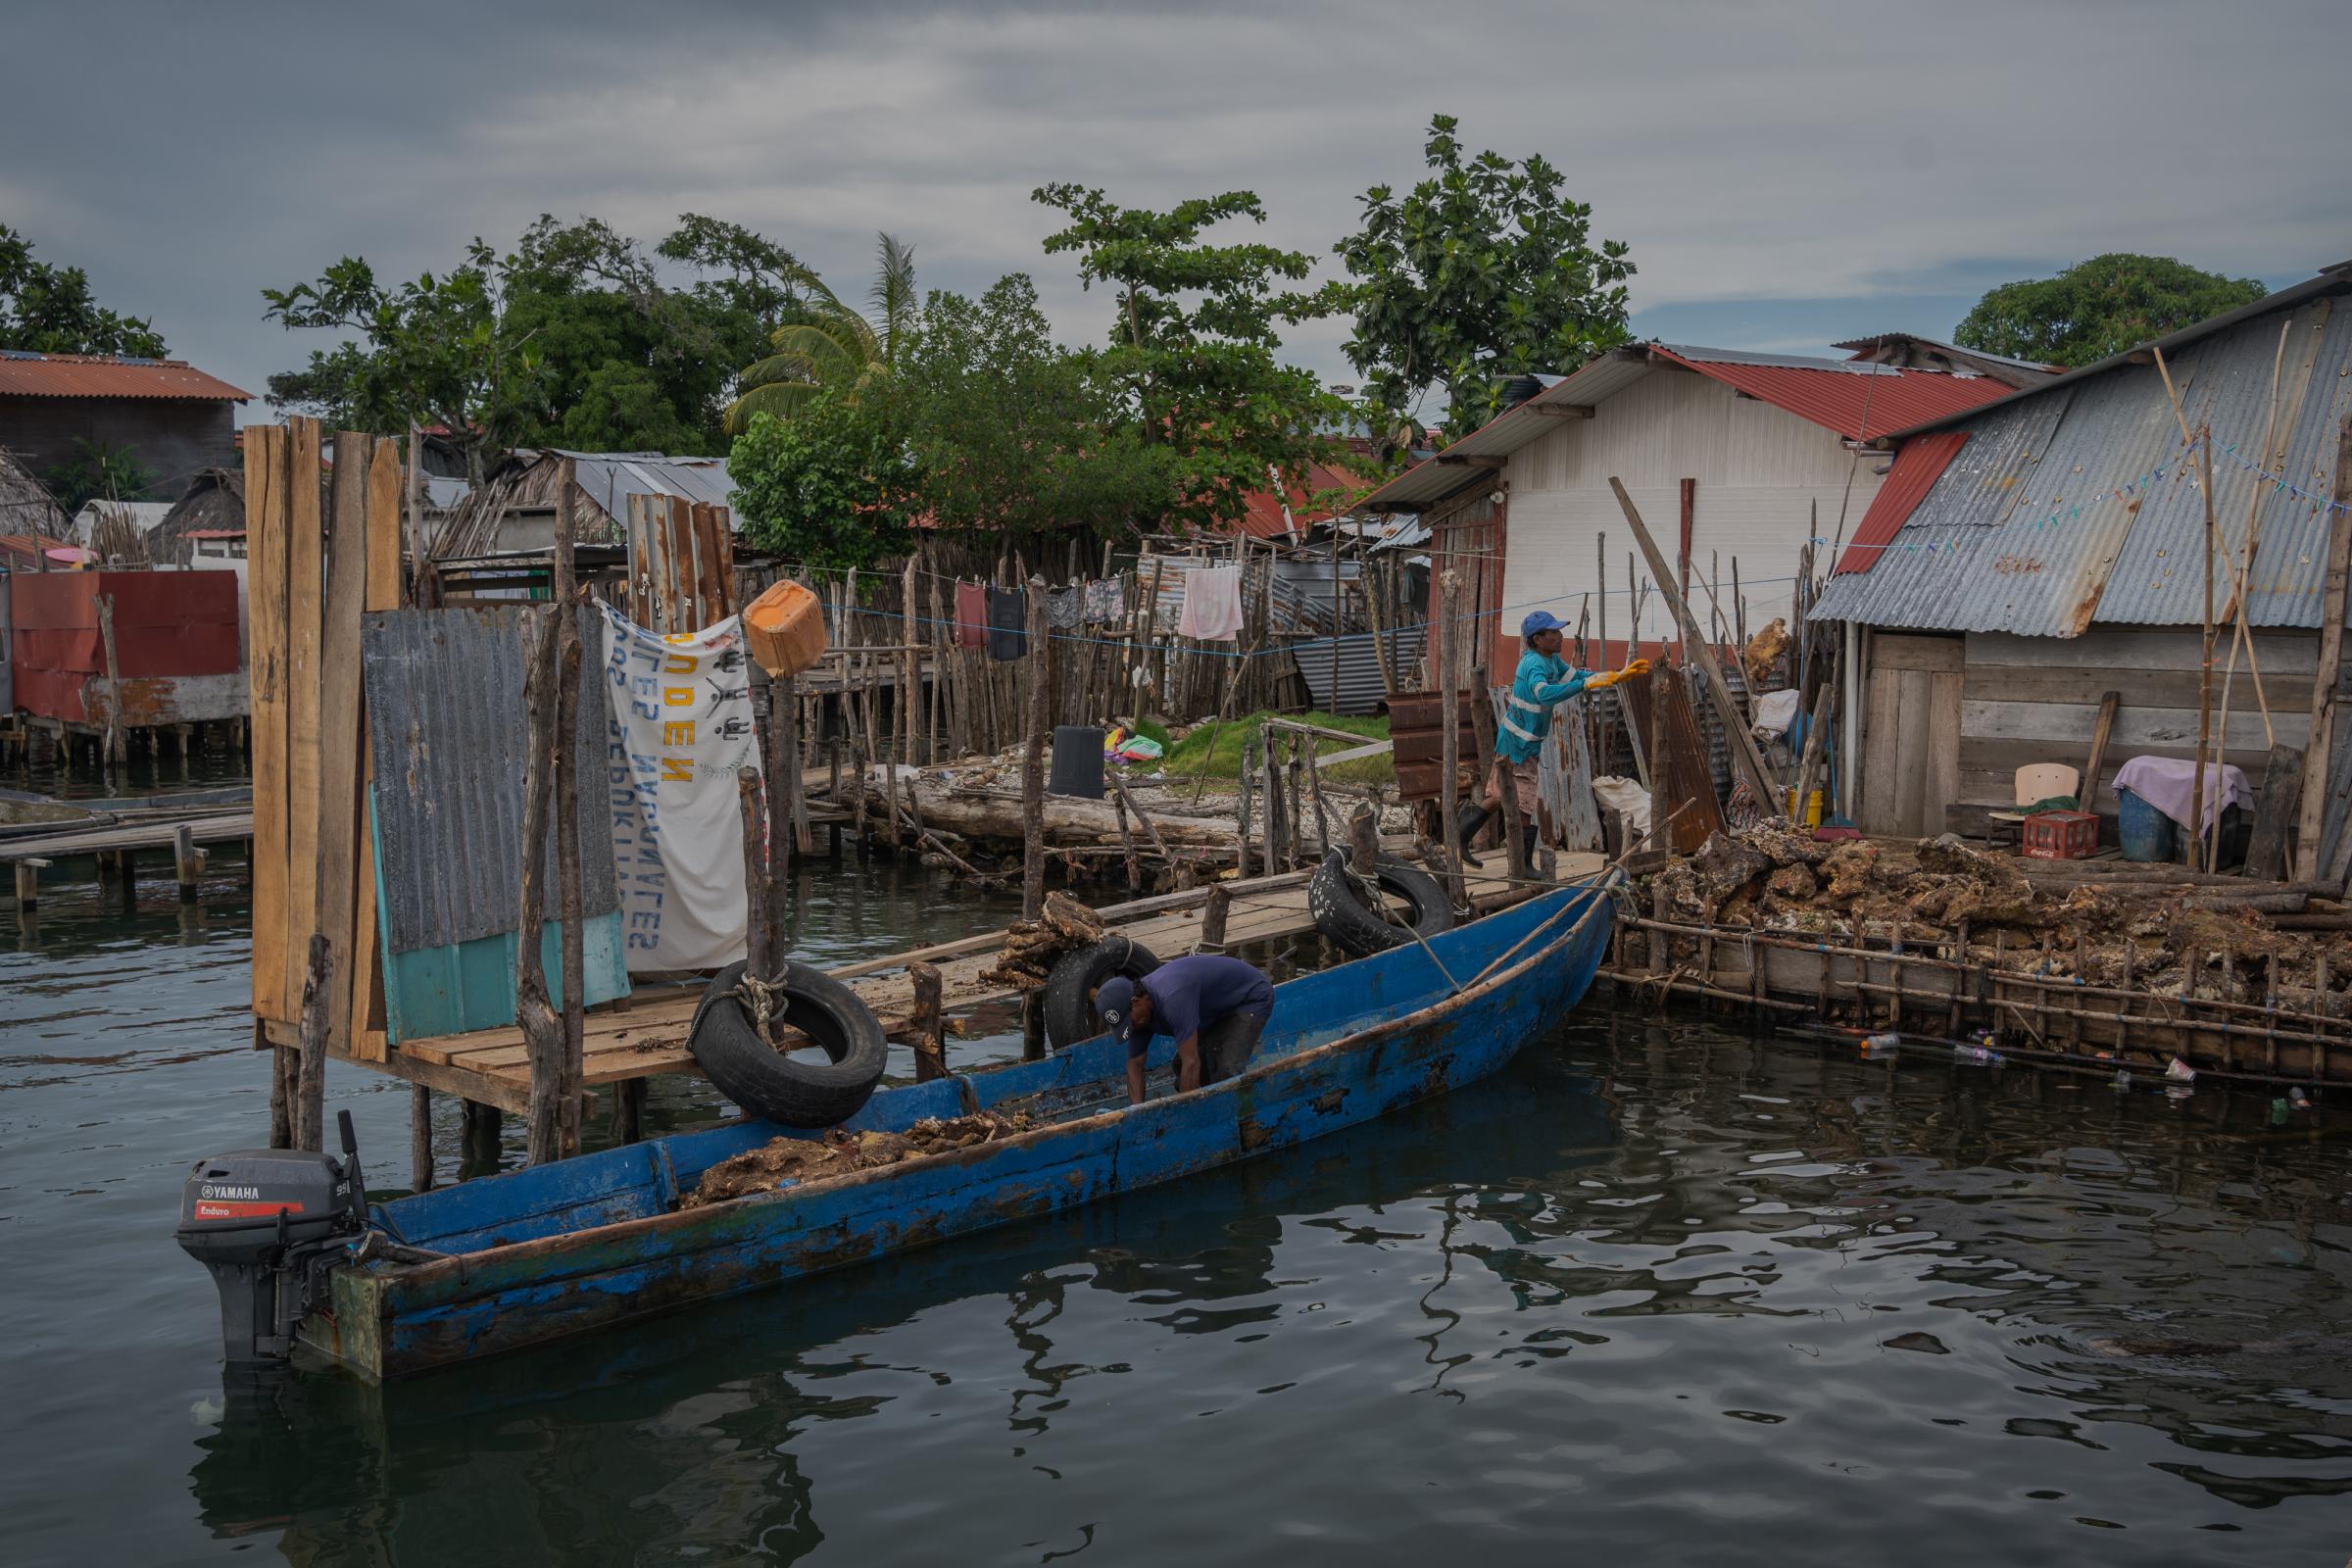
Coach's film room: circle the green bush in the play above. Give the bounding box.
[1157,710,1392,785]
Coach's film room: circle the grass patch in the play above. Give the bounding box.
[1158,710,1393,785]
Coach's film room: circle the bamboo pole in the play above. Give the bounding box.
[515,599,565,1165]
[551,473,586,1158]
[1438,569,1464,907]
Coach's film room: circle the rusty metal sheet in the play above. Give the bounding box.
[361,605,617,955]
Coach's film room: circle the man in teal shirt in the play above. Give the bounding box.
[1458,611,1642,868]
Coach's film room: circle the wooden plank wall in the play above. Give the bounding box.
[244,417,399,1057]
[1857,632,1962,836]
[1956,628,2316,809]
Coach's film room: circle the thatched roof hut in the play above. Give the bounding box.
[0,446,69,555]
[151,466,247,565]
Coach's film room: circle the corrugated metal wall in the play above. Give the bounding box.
[361,605,618,955]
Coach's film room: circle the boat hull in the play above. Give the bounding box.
[305,881,1614,1380]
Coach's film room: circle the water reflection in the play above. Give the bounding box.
[182,1012,2352,1563]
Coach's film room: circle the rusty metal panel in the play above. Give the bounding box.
[0,349,251,402]
[360,604,616,955]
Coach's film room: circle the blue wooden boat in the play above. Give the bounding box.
[301,878,1617,1380]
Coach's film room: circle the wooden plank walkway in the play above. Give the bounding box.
[0,812,254,864]
[337,849,1607,1113]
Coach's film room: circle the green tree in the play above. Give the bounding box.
[724,233,918,436]
[730,275,1173,564]
[1954,254,2270,368]
[1334,114,1633,455]
[45,438,154,516]
[898,275,1176,539]
[0,225,169,359]
[1034,183,1344,536]
[728,392,915,569]
[266,215,808,476]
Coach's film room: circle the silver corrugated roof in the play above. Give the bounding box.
[1813,281,2352,636]
[1291,624,1429,714]
[552,451,735,517]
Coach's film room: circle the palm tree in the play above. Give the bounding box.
[724,232,917,435]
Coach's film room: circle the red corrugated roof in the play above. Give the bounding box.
[1834,431,1968,575]
[0,532,74,569]
[0,352,251,402]
[1649,347,2010,442]
[1232,459,1370,540]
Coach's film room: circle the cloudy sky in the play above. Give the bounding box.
[6,0,2343,415]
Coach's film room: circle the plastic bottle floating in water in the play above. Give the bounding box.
[2113,1068,2132,1092]
[1860,1032,1899,1059]
[2165,1057,2197,1085]
[1952,1040,2002,1066]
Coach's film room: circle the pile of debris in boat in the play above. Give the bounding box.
[1630,819,2352,1017]
[684,1110,1038,1207]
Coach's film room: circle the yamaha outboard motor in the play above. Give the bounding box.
[174,1110,369,1366]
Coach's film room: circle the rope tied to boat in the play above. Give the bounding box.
[732,971,790,1039]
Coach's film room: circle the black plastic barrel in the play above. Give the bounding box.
[1050,725,1105,799]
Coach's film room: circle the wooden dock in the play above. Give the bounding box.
[0,812,254,864]
[275,849,1606,1114]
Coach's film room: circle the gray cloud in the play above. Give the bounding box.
[5,0,2341,412]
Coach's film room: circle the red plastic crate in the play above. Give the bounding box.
[2019,809,2098,859]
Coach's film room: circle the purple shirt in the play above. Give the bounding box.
[1133,955,1274,1056]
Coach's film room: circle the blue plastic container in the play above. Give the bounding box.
[2116,787,2175,862]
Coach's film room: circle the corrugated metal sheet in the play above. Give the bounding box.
[361,605,617,955]
[1291,624,1429,714]
[1836,431,1967,574]
[0,350,250,402]
[1649,346,2011,441]
[1814,283,2352,635]
[555,451,734,517]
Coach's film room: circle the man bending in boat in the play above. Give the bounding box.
[1096,956,1277,1105]
[1457,610,1643,868]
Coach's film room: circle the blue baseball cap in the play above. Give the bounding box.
[1095,976,1142,1047]
[1521,610,1565,639]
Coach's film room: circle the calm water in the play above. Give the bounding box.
[3,853,2350,1565]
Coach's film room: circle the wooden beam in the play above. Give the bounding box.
[2296,414,2352,881]
[351,439,403,1054]
[244,426,292,1023]
[284,417,325,1018]
[315,432,371,1070]
[1607,478,1779,803]
[2079,691,2121,814]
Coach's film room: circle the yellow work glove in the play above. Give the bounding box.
[1619,657,1652,679]
[1585,668,1622,690]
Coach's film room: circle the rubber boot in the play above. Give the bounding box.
[1519,822,1540,877]
[1453,801,1492,869]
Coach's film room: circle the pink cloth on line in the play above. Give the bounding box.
[2112,755,2251,833]
[1177,564,1244,641]
[954,580,988,650]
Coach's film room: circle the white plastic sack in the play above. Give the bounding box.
[1751,689,1802,738]
[1591,775,1652,843]
[599,605,760,971]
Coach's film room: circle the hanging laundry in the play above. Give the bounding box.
[1083,575,1125,624]
[954,580,988,650]
[1178,564,1245,642]
[1047,585,1081,630]
[987,583,1028,661]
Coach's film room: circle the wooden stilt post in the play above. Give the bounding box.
[516,592,565,1165]
[1021,990,1047,1062]
[293,933,330,1151]
[267,1019,293,1150]
[1199,883,1232,953]
[15,858,45,913]
[551,471,586,1157]
[1020,575,1052,919]
[1348,802,1380,876]
[173,823,201,903]
[410,1083,434,1193]
[738,765,771,981]
[1438,569,1464,907]
[614,1080,646,1146]
[909,961,946,1082]
[1113,786,1142,898]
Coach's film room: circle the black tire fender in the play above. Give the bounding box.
[1307,849,1456,957]
[689,960,891,1128]
[1042,937,1163,1051]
